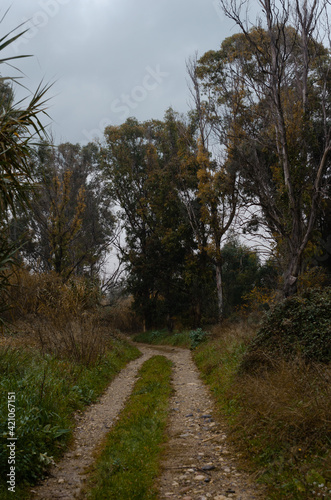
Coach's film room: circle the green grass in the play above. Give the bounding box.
[193,325,331,499]
[133,329,191,347]
[85,355,173,500]
[193,335,245,420]
[0,339,140,499]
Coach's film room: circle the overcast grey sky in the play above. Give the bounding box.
[1,0,251,145]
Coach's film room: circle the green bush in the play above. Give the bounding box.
[246,287,331,364]
[189,328,209,349]
[150,330,163,341]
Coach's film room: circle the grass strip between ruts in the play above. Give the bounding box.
[85,355,173,500]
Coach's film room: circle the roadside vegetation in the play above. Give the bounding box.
[0,334,139,499]
[193,291,331,499]
[133,329,191,347]
[133,327,211,350]
[85,355,173,500]
[0,271,140,498]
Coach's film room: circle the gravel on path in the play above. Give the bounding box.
[31,343,265,500]
[153,345,264,500]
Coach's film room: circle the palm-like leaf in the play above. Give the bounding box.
[0,12,52,216]
[0,81,52,215]
[0,14,52,321]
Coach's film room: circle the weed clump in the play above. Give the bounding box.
[36,314,107,367]
[8,268,101,319]
[189,328,210,349]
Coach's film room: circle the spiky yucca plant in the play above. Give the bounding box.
[0,14,51,322]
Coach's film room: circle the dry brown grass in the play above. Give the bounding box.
[8,267,100,319]
[212,318,331,449]
[7,268,142,336]
[209,318,257,345]
[4,268,117,366]
[36,314,108,367]
[1,313,113,367]
[101,296,142,333]
[194,317,331,497]
[232,357,331,448]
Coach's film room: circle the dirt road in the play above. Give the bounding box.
[31,344,264,499]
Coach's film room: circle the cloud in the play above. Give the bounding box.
[1,0,235,144]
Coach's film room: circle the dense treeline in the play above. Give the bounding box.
[1,0,331,331]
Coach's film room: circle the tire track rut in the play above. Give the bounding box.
[31,344,264,499]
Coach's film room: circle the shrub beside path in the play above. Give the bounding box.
[31,343,264,499]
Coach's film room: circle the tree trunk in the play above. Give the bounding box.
[194,301,202,328]
[283,271,298,297]
[215,260,224,322]
[166,313,174,333]
[283,252,301,297]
